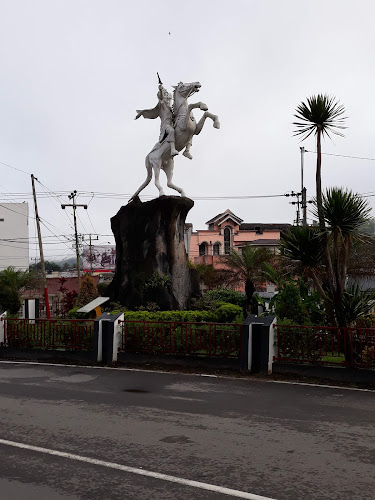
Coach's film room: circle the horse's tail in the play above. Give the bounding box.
[129,156,153,202]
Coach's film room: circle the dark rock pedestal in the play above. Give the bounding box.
[108,196,200,310]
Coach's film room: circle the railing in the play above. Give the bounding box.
[274,324,375,369]
[3,318,95,350]
[119,320,242,358]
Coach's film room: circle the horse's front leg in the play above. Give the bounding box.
[163,159,186,197]
[195,112,220,135]
[183,102,209,128]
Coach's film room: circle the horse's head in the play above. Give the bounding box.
[173,81,201,99]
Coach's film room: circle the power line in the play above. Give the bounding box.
[0,160,31,175]
[305,150,375,161]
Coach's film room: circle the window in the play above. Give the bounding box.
[213,242,220,255]
[224,228,231,255]
[0,218,4,222]
[199,243,207,256]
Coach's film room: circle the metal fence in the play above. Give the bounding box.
[3,318,95,350]
[274,324,375,369]
[119,320,242,358]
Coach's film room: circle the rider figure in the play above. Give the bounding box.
[135,84,179,157]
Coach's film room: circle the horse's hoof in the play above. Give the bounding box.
[214,120,220,129]
[183,151,193,160]
[200,103,208,111]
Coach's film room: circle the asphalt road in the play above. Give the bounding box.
[0,362,374,500]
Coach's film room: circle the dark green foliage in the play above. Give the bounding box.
[280,225,322,269]
[215,303,243,323]
[220,246,272,310]
[0,267,39,315]
[317,188,371,236]
[192,288,246,311]
[75,275,99,308]
[142,272,172,306]
[97,282,110,297]
[342,284,375,326]
[66,306,88,319]
[275,283,311,325]
[110,308,242,324]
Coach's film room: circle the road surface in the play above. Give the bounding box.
[0,361,374,499]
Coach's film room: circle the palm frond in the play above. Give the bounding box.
[293,94,347,140]
[312,188,371,236]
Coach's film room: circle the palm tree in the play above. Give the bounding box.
[317,187,371,326]
[220,246,271,311]
[293,94,346,229]
[280,188,372,328]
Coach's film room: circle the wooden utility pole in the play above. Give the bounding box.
[31,174,51,318]
[61,191,87,290]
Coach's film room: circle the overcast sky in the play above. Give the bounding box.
[0,0,374,262]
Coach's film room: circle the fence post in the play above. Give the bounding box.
[23,299,40,323]
[0,311,6,345]
[250,315,276,374]
[102,313,124,365]
[240,314,258,372]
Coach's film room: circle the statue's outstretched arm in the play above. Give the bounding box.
[135,104,160,120]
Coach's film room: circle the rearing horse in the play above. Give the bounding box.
[130,81,220,200]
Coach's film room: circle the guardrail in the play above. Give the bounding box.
[3,318,95,350]
[118,320,242,358]
[274,324,375,369]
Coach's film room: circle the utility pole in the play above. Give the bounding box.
[83,234,99,275]
[61,191,87,290]
[288,190,302,225]
[300,146,307,226]
[31,174,51,319]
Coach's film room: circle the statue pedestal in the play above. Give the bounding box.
[109,196,199,310]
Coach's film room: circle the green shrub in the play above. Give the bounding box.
[67,306,88,319]
[204,288,246,308]
[120,310,218,323]
[215,303,243,323]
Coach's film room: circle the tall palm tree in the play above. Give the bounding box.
[221,246,271,311]
[293,94,346,229]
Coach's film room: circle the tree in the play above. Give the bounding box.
[220,246,271,311]
[75,275,99,308]
[193,263,232,290]
[0,267,38,315]
[280,188,372,327]
[29,260,62,273]
[293,94,346,229]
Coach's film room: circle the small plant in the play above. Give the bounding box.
[143,272,171,292]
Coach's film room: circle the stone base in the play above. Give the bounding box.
[108,196,200,310]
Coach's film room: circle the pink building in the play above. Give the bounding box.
[188,209,291,267]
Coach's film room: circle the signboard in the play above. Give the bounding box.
[81,245,116,271]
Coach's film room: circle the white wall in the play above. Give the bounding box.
[0,203,29,271]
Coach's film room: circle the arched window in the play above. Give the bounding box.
[213,242,220,256]
[199,242,207,256]
[224,228,231,255]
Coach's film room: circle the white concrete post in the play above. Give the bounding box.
[0,312,7,344]
[268,317,277,374]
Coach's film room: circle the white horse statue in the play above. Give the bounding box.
[130,81,220,200]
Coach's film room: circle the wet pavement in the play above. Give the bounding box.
[0,362,374,499]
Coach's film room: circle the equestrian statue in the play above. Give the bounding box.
[130,75,220,200]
